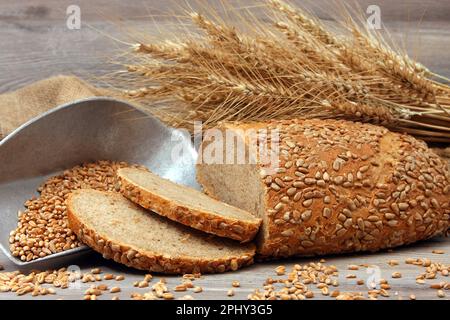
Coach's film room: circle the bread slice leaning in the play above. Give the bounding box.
[117,167,262,242]
[67,189,255,274]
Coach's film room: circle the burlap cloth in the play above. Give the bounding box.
[0,75,449,166]
[0,76,112,140]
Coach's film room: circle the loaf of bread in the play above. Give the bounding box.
[67,190,255,274]
[197,119,450,258]
[118,167,261,242]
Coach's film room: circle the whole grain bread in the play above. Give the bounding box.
[67,189,255,274]
[197,119,450,258]
[118,167,261,242]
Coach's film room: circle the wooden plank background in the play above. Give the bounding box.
[0,0,449,92]
[0,0,448,300]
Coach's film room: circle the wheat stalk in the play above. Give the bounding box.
[109,0,450,143]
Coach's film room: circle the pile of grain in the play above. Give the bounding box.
[0,268,76,296]
[8,161,139,262]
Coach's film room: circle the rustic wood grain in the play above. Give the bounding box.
[0,0,448,300]
[0,237,448,300]
[0,0,449,94]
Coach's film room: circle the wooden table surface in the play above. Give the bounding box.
[0,0,448,300]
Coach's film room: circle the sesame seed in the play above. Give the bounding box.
[387,260,399,266]
[342,208,352,217]
[283,211,291,221]
[430,283,444,289]
[162,293,175,300]
[275,266,286,276]
[97,284,108,291]
[274,202,284,211]
[398,202,409,210]
[281,230,294,237]
[110,287,121,293]
[144,274,153,282]
[293,181,304,188]
[171,284,186,292]
[302,199,313,207]
[285,141,296,149]
[331,290,340,298]
[103,274,114,281]
[322,207,331,218]
[359,165,369,173]
[301,210,312,221]
[193,286,203,293]
[274,178,285,188]
[332,159,341,171]
[270,183,281,191]
[387,220,399,227]
[301,240,314,247]
[316,180,326,187]
[91,268,102,275]
[385,213,396,220]
[336,228,347,237]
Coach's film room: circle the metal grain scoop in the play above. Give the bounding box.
[0,97,199,269]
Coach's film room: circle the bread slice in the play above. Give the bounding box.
[117,167,262,242]
[67,190,255,274]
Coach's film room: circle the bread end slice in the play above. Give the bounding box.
[67,189,255,274]
[118,167,262,242]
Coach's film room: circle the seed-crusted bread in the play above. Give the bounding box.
[118,167,261,242]
[67,190,255,274]
[197,118,450,258]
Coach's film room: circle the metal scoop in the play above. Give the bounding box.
[0,97,199,269]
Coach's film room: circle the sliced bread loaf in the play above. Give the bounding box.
[117,167,262,242]
[197,119,450,258]
[67,189,255,274]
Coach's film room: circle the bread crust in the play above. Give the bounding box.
[197,119,450,258]
[118,169,261,243]
[67,191,255,274]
